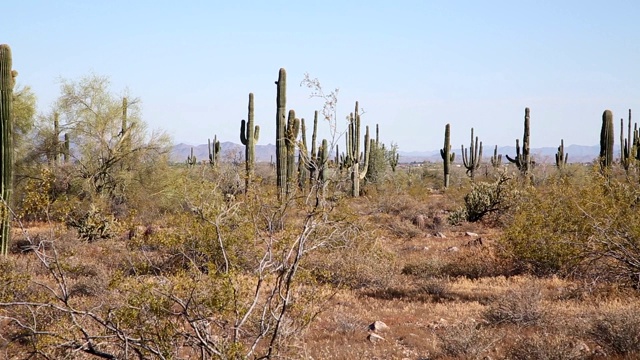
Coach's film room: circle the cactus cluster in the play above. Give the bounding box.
[461,127,482,181]
[0,45,14,256]
[186,147,197,167]
[240,92,259,190]
[440,123,455,188]
[506,107,531,175]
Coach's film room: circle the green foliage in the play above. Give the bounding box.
[364,142,388,185]
[387,142,399,172]
[66,204,115,242]
[448,174,514,224]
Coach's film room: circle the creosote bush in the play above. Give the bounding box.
[448,173,515,224]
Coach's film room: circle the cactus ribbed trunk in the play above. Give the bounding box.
[461,127,482,182]
[620,110,632,173]
[555,139,568,169]
[275,68,287,202]
[285,110,300,197]
[600,109,614,172]
[208,135,220,167]
[506,107,531,175]
[240,93,259,191]
[0,45,15,256]
[490,145,502,168]
[64,133,70,163]
[298,118,308,190]
[440,123,454,188]
[309,111,319,186]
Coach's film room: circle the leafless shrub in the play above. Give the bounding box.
[434,319,501,358]
[484,284,546,326]
[507,333,592,360]
[590,306,640,355]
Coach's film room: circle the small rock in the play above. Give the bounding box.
[367,333,385,343]
[435,232,446,238]
[369,320,390,332]
[465,231,479,237]
[446,246,459,252]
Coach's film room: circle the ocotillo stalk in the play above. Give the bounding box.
[461,127,483,181]
[240,92,259,190]
[275,68,287,201]
[555,139,568,169]
[506,107,531,175]
[600,110,614,172]
[440,123,455,188]
[64,133,70,163]
[620,110,633,173]
[186,147,197,167]
[490,145,502,168]
[0,44,15,256]
[208,135,220,167]
[285,109,300,197]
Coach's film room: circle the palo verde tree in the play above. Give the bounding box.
[54,74,171,207]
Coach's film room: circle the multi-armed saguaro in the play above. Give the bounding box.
[208,135,220,167]
[461,127,482,181]
[600,109,614,172]
[240,92,259,190]
[345,101,370,197]
[186,147,197,167]
[0,44,15,256]
[490,145,502,169]
[440,123,454,188]
[284,110,300,197]
[555,139,568,169]
[506,107,531,175]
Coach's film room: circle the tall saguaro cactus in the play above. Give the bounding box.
[506,107,531,175]
[461,127,482,181]
[240,93,259,191]
[600,109,614,172]
[440,123,455,188]
[275,68,287,201]
[0,45,15,256]
[298,117,308,190]
[346,101,370,197]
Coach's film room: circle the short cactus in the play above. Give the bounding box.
[555,139,568,169]
[600,109,614,172]
[208,135,220,167]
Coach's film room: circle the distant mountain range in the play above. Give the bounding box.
[172,143,605,164]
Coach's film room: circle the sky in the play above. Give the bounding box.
[5,1,640,152]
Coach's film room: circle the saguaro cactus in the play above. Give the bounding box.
[555,139,568,169]
[285,110,300,197]
[64,133,70,163]
[208,135,220,167]
[440,123,455,188]
[0,44,15,256]
[275,68,287,201]
[298,117,308,190]
[461,127,482,181]
[345,101,370,197]
[186,147,197,167]
[318,138,329,183]
[240,93,260,190]
[308,111,319,185]
[490,145,502,168]
[600,109,614,172]
[620,110,633,173]
[52,112,60,165]
[506,107,531,175]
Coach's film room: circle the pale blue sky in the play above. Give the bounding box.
[6,1,640,152]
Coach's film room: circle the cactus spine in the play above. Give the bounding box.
[0,45,15,256]
[461,127,482,181]
[490,145,502,168]
[620,110,633,172]
[240,93,259,190]
[440,123,455,188]
[506,107,531,175]
[208,135,220,167]
[600,110,614,172]
[346,102,370,197]
[555,139,568,169]
[275,68,287,201]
